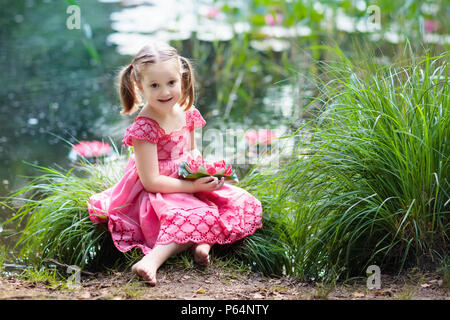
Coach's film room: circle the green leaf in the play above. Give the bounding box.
[64,0,79,6]
[81,38,100,63]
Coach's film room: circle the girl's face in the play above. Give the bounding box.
[138,59,182,115]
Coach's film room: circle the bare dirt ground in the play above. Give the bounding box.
[0,262,448,300]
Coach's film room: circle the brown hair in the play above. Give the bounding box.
[118,42,195,115]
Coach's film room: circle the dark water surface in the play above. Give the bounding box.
[1,0,124,189]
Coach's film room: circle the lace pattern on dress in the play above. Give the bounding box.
[156,194,263,245]
[122,108,205,147]
[122,117,164,146]
[187,108,206,130]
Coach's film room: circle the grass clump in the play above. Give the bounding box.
[0,246,6,272]
[3,159,127,271]
[239,50,449,281]
[21,266,63,290]
[438,257,450,289]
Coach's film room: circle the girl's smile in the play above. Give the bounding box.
[158,97,173,103]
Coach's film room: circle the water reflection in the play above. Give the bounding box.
[105,0,449,57]
[0,0,124,236]
[107,0,242,55]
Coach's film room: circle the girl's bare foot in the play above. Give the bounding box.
[131,255,158,286]
[193,243,211,266]
[131,242,193,286]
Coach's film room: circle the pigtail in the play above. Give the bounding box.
[119,64,139,115]
[179,56,195,111]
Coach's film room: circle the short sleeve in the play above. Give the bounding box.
[187,108,206,130]
[122,117,164,146]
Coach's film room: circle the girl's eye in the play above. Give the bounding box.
[169,80,176,86]
[151,83,158,88]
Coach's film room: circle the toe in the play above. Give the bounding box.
[141,267,156,285]
[197,252,209,266]
[132,263,157,285]
[193,244,212,266]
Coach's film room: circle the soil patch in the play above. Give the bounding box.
[0,263,448,300]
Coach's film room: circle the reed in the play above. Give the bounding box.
[239,50,449,281]
[3,159,127,271]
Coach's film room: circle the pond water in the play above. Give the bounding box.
[0,0,448,254]
[0,0,120,231]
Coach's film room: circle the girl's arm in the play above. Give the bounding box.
[133,139,196,194]
[133,138,224,194]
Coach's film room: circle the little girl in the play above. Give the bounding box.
[88,42,263,285]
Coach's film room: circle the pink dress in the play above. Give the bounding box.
[88,108,263,254]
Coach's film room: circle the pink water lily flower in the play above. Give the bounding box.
[187,157,226,175]
[211,160,231,175]
[72,140,112,158]
[205,162,217,175]
[224,164,232,175]
[187,155,205,173]
[265,13,283,26]
[180,154,238,183]
[245,129,259,146]
[245,129,277,146]
[207,7,221,19]
[213,160,226,172]
[424,20,439,33]
[257,129,277,145]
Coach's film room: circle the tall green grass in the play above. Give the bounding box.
[239,51,449,281]
[3,159,127,271]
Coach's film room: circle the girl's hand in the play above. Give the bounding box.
[193,176,225,192]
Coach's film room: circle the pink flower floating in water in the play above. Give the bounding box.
[424,20,440,33]
[206,7,221,19]
[69,140,113,163]
[245,129,277,146]
[265,13,283,26]
[179,155,238,183]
